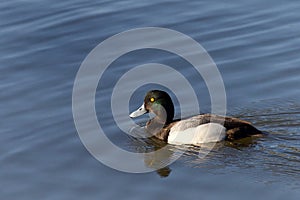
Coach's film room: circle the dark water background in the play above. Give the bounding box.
[1,0,300,199]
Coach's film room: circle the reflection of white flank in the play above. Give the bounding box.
[168,123,226,145]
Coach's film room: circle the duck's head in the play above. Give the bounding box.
[129,90,175,124]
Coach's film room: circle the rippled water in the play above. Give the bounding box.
[1,0,300,199]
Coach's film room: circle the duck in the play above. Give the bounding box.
[129,90,262,145]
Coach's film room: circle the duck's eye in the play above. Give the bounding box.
[150,97,155,102]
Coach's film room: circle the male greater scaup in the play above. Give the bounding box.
[130,90,262,145]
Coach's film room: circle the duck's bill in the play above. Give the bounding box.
[129,104,147,118]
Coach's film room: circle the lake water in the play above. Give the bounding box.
[1,0,300,199]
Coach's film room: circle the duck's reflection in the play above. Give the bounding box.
[126,124,262,177]
[126,125,176,177]
[127,125,231,177]
[156,166,172,178]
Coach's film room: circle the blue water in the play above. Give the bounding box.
[1,0,300,199]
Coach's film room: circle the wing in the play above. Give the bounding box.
[198,114,262,140]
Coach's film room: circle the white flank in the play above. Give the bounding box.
[167,123,226,145]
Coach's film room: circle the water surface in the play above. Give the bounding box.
[1,0,300,199]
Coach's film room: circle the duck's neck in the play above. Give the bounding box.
[146,117,166,135]
[152,115,172,125]
[152,103,173,124]
[146,116,172,141]
[146,104,173,135]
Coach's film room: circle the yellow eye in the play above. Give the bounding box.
[150,97,155,102]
